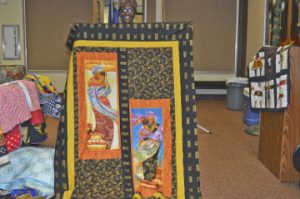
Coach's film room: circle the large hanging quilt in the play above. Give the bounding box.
[54,23,201,199]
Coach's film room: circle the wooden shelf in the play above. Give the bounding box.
[258,46,300,182]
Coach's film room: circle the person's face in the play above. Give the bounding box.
[94,73,105,83]
[120,5,135,23]
[147,116,155,125]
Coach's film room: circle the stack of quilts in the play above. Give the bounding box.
[0,80,47,166]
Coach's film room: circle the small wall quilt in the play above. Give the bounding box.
[248,45,291,111]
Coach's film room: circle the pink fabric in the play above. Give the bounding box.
[20,80,41,111]
[0,84,31,133]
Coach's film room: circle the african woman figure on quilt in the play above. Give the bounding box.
[85,61,117,150]
[132,112,163,192]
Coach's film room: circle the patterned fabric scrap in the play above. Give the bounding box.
[20,125,30,145]
[0,128,9,166]
[0,189,11,197]
[11,188,37,199]
[27,122,47,145]
[0,80,43,125]
[268,0,289,47]
[25,73,62,119]
[248,45,291,110]
[19,80,41,112]
[16,80,44,125]
[0,147,54,197]
[0,190,11,199]
[0,84,31,133]
[40,93,62,119]
[0,65,25,84]
[4,126,21,153]
[19,120,47,146]
[28,110,44,126]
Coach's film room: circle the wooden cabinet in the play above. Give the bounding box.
[92,0,104,23]
[258,46,300,182]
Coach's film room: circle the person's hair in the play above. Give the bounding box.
[119,0,137,13]
[98,71,106,76]
[142,118,149,125]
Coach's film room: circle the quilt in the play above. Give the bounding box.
[248,45,291,111]
[54,23,201,199]
[0,147,54,197]
[266,0,289,46]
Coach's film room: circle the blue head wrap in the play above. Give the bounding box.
[92,65,105,74]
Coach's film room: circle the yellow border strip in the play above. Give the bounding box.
[63,54,75,199]
[171,43,185,199]
[65,40,185,198]
[74,40,178,49]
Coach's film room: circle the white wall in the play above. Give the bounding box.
[0,0,25,66]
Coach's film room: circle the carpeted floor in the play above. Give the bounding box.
[197,99,300,199]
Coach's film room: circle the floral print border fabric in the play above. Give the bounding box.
[0,66,25,84]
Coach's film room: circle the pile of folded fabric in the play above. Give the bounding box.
[0,80,54,198]
[0,80,47,166]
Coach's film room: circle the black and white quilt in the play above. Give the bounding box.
[248,45,291,111]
